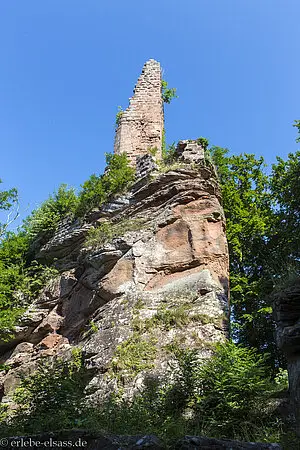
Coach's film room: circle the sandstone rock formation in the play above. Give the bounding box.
[273,278,300,436]
[0,142,229,405]
[114,59,164,166]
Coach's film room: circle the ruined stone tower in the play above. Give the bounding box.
[114,59,164,166]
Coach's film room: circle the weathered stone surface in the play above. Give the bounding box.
[273,278,300,435]
[0,334,72,396]
[136,154,158,179]
[176,140,205,164]
[273,280,300,356]
[36,220,92,269]
[114,59,164,166]
[3,431,282,449]
[0,151,229,411]
[0,309,48,355]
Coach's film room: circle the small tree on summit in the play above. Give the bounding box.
[162,80,178,104]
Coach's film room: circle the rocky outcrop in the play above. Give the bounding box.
[273,278,300,435]
[0,143,229,407]
[176,140,207,165]
[35,220,92,271]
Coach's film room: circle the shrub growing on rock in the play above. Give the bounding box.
[88,341,281,444]
[0,348,88,436]
[0,232,58,341]
[24,184,78,243]
[76,153,135,217]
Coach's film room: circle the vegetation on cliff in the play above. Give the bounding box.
[210,141,300,371]
[0,124,299,446]
[0,152,134,340]
[0,179,18,240]
[76,152,135,217]
[0,341,287,445]
[161,79,178,104]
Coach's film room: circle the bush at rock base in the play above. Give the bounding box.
[0,341,293,447]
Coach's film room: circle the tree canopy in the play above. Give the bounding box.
[210,124,300,369]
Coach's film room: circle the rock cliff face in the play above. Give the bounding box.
[0,143,229,404]
[273,278,300,435]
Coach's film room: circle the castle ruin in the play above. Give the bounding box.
[114,59,164,166]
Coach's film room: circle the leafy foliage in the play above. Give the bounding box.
[86,342,282,445]
[76,152,135,217]
[0,153,135,341]
[0,231,58,341]
[0,181,18,214]
[210,146,279,363]
[147,146,159,157]
[0,348,88,436]
[161,141,177,165]
[191,342,269,424]
[85,218,144,249]
[1,341,284,444]
[0,233,32,338]
[196,137,209,150]
[76,174,106,217]
[161,80,178,104]
[0,179,18,240]
[102,153,135,195]
[110,332,157,380]
[270,150,300,272]
[24,184,78,243]
[115,106,124,130]
[267,124,300,279]
[293,119,300,143]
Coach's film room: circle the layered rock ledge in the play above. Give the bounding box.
[0,146,229,406]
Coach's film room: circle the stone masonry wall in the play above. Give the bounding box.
[114,59,164,166]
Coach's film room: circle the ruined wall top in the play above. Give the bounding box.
[114,59,164,166]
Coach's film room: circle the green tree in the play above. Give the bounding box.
[161,80,178,104]
[210,147,279,363]
[0,232,30,339]
[24,184,78,243]
[102,152,135,194]
[76,152,135,217]
[0,179,18,240]
[293,119,300,143]
[0,231,58,341]
[270,150,300,273]
[76,174,106,217]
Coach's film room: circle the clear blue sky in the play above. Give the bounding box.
[0,1,299,225]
